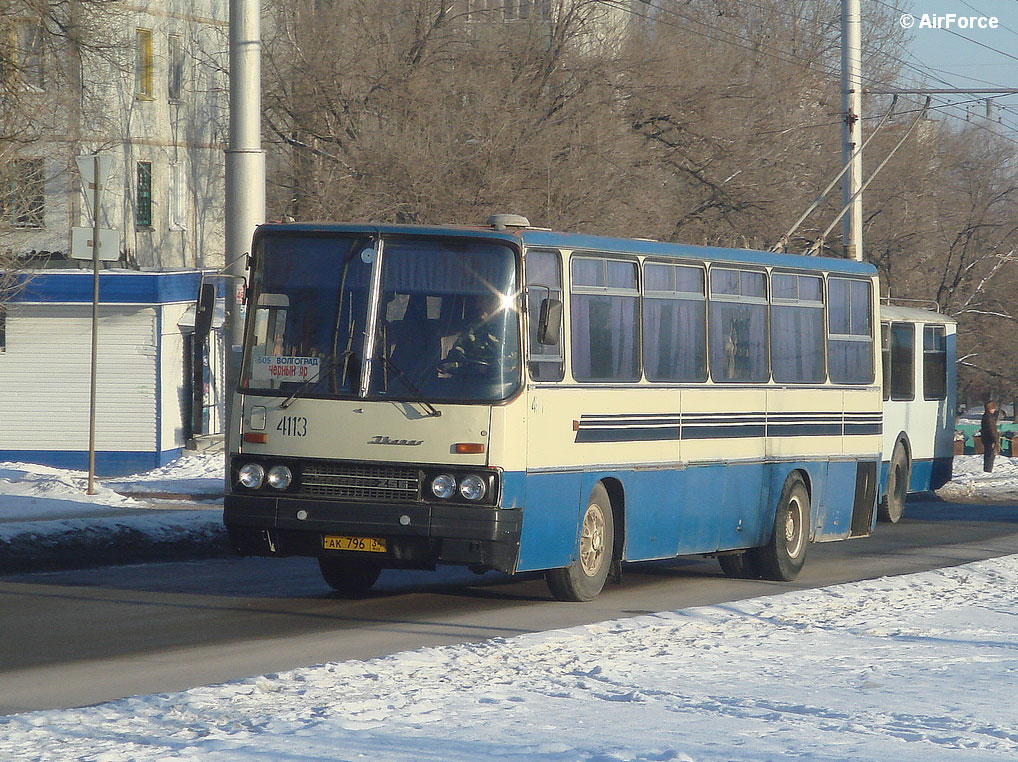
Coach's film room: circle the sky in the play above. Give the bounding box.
[896,0,1018,130]
[2,453,1018,759]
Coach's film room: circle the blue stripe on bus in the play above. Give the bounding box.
[574,412,881,443]
[844,424,882,435]
[576,427,681,443]
[767,423,843,437]
[682,425,768,439]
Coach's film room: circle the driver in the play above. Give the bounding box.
[440,294,503,375]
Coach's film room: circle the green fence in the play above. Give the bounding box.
[955,421,1018,455]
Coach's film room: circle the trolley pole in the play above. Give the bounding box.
[841,0,863,261]
[224,0,265,467]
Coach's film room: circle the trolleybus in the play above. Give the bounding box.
[877,304,956,522]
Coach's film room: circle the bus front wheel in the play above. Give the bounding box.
[546,483,615,601]
[752,473,809,582]
[878,443,910,523]
[318,557,382,597]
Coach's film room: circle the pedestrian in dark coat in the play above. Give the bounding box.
[980,401,1001,473]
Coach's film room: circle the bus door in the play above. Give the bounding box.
[517,250,581,572]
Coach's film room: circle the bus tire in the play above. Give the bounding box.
[546,483,614,602]
[318,557,382,596]
[878,443,910,523]
[752,473,809,582]
[718,552,761,579]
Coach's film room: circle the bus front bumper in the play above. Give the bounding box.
[223,494,522,574]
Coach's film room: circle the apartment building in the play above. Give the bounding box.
[2,1,228,270]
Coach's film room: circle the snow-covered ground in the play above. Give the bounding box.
[1,455,1018,760]
[0,453,225,547]
[938,453,1018,503]
[0,452,224,519]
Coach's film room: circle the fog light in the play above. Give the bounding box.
[238,463,265,489]
[267,465,292,490]
[459,474,486,501]
[431,474,456,499]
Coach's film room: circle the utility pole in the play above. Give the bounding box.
[224,0,265,461]
[841,0,863,262]
[87,156,101,494]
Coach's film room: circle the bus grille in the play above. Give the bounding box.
[300,462,420,502]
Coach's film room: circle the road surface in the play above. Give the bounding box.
[1,497,1015,714]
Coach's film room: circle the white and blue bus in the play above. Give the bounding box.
[877,304,957,523]
[225,216,887,600]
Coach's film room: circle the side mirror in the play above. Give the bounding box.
[194,282,216,339]
[537,298,562,345]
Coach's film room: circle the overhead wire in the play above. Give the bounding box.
[591,0,1018,247]
[867,0,1018,129]
[596,0,1018,148]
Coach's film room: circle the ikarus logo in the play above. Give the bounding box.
[367,435,424,446]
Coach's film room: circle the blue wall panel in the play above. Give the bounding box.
[16,270,203,305]
[818,461,857,540]
[512,461,849,567]
[718,462,767,550]
[0,449,167,477]
[910,459,933,493]
[515,471,583,572]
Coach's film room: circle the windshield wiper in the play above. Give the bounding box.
[280,350,355,409]
[379,354,441,417]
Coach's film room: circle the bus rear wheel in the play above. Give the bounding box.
[878,443,910,523]
[752,473,809,582]
[546,483,614,602]
[318,557,382,597]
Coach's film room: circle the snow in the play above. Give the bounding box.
[0,453,224,547]
[2,455,1018,760]
[938,454,1018,503]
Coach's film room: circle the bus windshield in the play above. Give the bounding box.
[240,233,521,403]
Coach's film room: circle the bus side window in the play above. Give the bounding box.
[923,325,947,400]
[828,277,874,385]
[525,250,564,381]
[770,273,824,384]
[889,322,915,401]
[570,256,640,382]
[643,262,707,382]
[708,267,768,383]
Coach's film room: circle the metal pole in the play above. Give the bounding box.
[841,0,863,261]
[224,0,265,464]
[87,155,101,494]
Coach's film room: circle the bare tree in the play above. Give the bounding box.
[259,0,1018,404]
[262,0,656,229]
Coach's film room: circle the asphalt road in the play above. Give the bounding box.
[2,496,1017,714]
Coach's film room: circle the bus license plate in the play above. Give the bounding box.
[323,535,386,553]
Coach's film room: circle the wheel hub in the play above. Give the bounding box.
[579,503,606,577]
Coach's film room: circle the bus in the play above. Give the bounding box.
[224,215,886,600]
[877,304,957,523]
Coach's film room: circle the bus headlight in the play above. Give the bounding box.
[238,463,265,489]
[459,474,487,501]
[431,474,456,499]
[267,465,292,490]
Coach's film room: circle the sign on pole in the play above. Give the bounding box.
[75,154,112,221]
[70,227,120,261]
